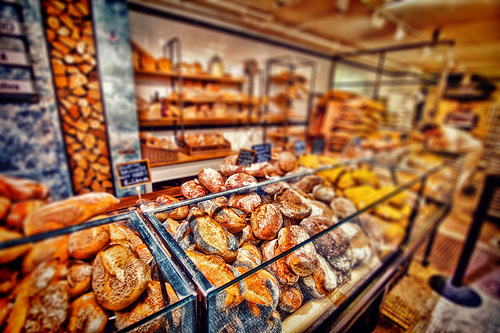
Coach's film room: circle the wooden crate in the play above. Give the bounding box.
[178,140,232,156]
[141,145,178,164]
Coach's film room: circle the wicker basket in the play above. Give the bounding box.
[179,140,232,156]
[141,145,178,164]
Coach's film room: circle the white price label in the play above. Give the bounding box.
[0,18,22,36]
[0,79,34,94]
[0,49,28,66]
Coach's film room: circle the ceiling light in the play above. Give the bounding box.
[371,10,385,29]
[394,24,405,41]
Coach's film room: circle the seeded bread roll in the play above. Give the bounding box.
[189,210,238,263]
[261,240,298,286]
[198,168,226,193]
[67,260,93,299]
[276,225,319,277]
[69,225,110,260]
[181,179,208,199]
[301,254,337,299]
[225,173,258,189]
[278,283,303,313]
[92,244,151,311]
[228,192,261,215]
[68,292,108,333]
[186,251,246,311]
[251,203,283,240]
[23,192,119,236]
[274,189,312,220]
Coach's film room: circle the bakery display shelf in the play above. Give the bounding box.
[164,96,260,105]
[0,210,197,333]
[148,150,238,168]
[140,154,452,333]
[134,69,245,85]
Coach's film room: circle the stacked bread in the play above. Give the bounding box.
[0,175,180,332]
[146,149,403,332]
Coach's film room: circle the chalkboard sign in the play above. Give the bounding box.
[294,140,306,155]
[116,160,151,188]
[311,138,326,155]
[236,149,256,166]
[251,143,271,163]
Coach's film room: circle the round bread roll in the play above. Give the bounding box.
[181,179,208,199]
[92,244,151,311]
[339,223,372,267]
[228,192,261,215]
[69,225,110,260]
[225,173,258,190]
[198,168,226,193]
[291,175,324,194]
[274,188,312,220]
[67,261,93,299]
[244,162,275,178]
[278,283,303,313]
[312,185,335,204]
[261,240,298,286]
[330,197,357,220]
[219,155,244,177]
[276,225,319,277]
[68,292,108,333]
[251,203,283,240]
[278,151,297,172]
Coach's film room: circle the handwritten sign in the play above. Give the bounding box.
[236,149,256,166]
[251,143,271,163]
[294,140,306,155]
[116,160,151,188]
[311,138,325,155]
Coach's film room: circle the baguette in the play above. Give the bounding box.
[0,227,32,265]
[0,175,49,201]
[6,200,46,230]
[23,193,119,236]
[21,235,69,274]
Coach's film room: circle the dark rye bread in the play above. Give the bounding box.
[92,244,151,311]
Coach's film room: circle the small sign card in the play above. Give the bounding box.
[294,140,306,155]
[236,148,256,166]
[116,160,151,188]
[311,138,326,155]
[251,143,271,163]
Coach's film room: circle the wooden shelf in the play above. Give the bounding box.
[134,69,245,84]
[164,96,259,105]
[149,150,236,168]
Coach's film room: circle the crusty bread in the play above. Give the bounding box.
[291,175,324,194]
[92,244,151,311]
[67,292,108,333]
[0,175,49,201]
[278,283,303,313]
[225,173,258,190]
[4,276,31,333]
[186,250,245,311]
[0,196,11,220]
[219,155,244,177]
[278,151,297,172]
[276,225,319,277]
[301,254,337,299]
[156,195,189,220]
[67,261,93,299]
[0,266,18,294]
[228,193,261,215]
[21,235,69,274]
[198,168,226,193]
[0,227,32,265]
[251,203,283,240]
[274,189,312,220]
[68,225,110,260]
[180,179,208,199]
[6,200,46,230]
[339,222,372,267]
[23,192,119,236]
[260,240,298,286]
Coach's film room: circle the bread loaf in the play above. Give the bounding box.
[174,221,194,250]
[291,175,324,194]
[198,168,227,193]
[181,179,208,199]
[67,260,93,299]
[238,304,282,333]
[189,211,238,263]
[278,151,297,172]
[274,188,312,220]
[301,254,337,299]
[225,173,258,189]
[0,196,10,220]
[276,225,319,277]
[0,227,32,265]
[358,214,385,254]
[185,251,245,311]
[278,283,303,313]
[199,198,248,234]
[68,225,110,260]
[22,235,69,274]
[219,155,244,177]
[250,203,283,240]
[23,192,119,236]
[312,184,335,204]
[243,162,274,178]
[330,197,357,220]
[92,244,151,311]
[155,195,189,220]
[0,175,50,201]
[5,200,45,230]
[67,292,108,333]
[228,192,261,215]
[157,57,172,72]
[260,240,298,286]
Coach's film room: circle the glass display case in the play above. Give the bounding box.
[139,151,459,333]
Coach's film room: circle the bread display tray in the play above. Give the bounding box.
[140,154,455,333]
[0,210,197,333]
[178,139,232,156]
[141,144,179,164]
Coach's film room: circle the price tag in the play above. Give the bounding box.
[0,18,22,36]
[294,140,306,155]
[0,79,35,94]
[251,143,271,163]
[236,149,256,166]
[311,138,325,155]
[0,49,28,66]
[116,160,151,188]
